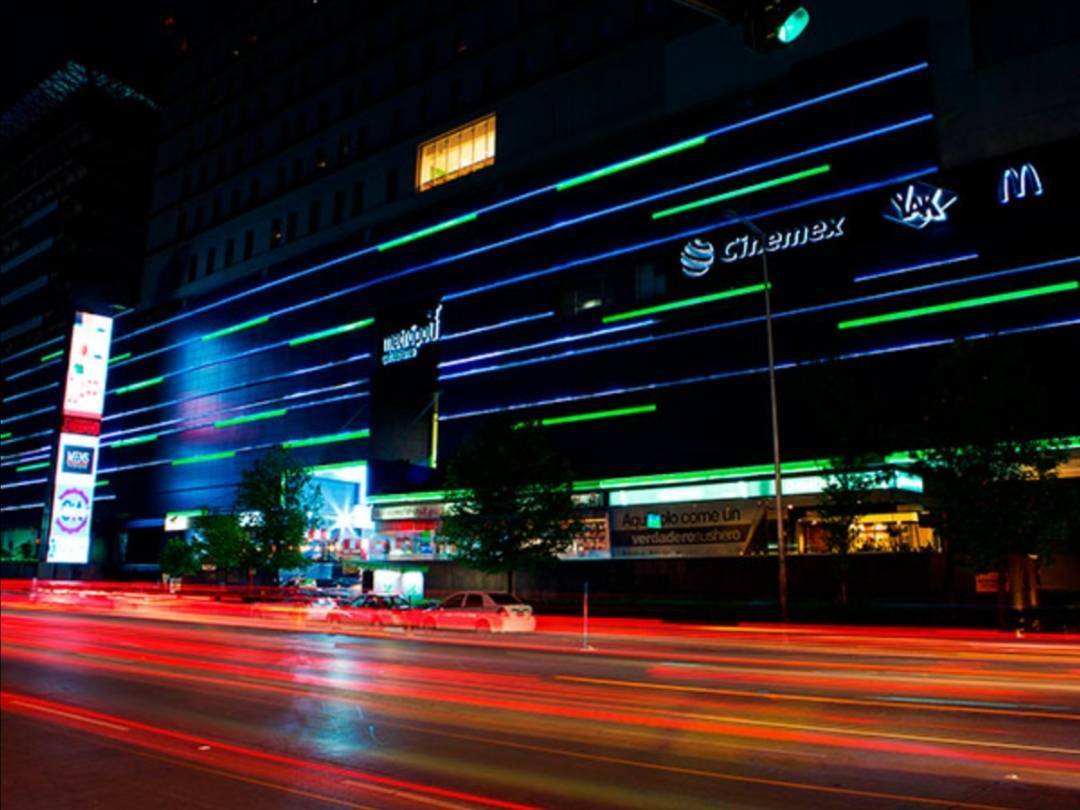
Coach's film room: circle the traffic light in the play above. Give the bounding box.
[672,1,811,52]
[745,2,811,51]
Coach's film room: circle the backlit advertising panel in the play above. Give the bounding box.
[46,433,100,563]
[46,310,112,564]
[62,311,113,420]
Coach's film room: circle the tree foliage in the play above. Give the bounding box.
[235,446,324,573]
[915,341,1073,571]
[158,536,201,579]
[186,447,323,581]
[440,420,582,592]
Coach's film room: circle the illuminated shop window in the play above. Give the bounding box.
[416,113,496,191]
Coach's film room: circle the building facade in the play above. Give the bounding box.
[3,1,1079,585]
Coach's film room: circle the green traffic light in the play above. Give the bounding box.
[777,6,810,44]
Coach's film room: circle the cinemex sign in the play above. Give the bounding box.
[680,216,846,276]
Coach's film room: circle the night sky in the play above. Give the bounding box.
[1,0,219,111]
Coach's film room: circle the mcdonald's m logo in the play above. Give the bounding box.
[999,163,1044,205]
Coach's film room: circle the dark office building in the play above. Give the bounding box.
[1,62,157,568]
[3,2,1079,590]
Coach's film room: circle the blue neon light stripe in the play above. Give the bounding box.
[2,405,57,425]
[110,64,929,348]
[102,389,368,448]
[439,316,1078,422]
[854,253,979,283]
[2,381,61,404]
[103,356,371,432]
[438,254,1080,382]
[109,116,933,373]
[0,335,64,368]
[440,320,657,369]
[444,166,939,301]
[441,311,556,342]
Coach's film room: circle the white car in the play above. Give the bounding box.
[327,594,414,628]
[419,591,536,633]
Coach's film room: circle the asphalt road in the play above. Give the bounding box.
[2,607,1078,809]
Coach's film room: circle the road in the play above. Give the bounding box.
[2,605,1079,809]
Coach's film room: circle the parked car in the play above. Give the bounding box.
[419,591,536,633]
[327,594,414,628]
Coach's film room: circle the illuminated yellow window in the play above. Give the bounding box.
[416,114,496,191]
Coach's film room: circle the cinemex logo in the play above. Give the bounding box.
[720,217,846,264]
[61,444,95,475]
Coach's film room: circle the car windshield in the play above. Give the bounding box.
[487,593,524,605]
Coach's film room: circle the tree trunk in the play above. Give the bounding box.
[996,559,1009,630]
[506,568,515,595]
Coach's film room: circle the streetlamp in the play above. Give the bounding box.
[727,211,788,621]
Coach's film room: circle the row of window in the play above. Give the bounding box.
[178,109,497,243]
[160,0,655,216]
[185,169,396,285]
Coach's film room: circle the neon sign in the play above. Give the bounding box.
[884,182,957,229]
[382,304,442,365]
[719,217,846,264]
[999,163,1043,204]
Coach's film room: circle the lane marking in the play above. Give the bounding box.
[382,721,1024,810]
[341,778,478,810]
[10,700,131,732]
[556,675,1080,722]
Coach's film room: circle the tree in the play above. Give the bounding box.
[819,454,890,606]
[440,420,582,593]
[915,340,1075,624]
[234,446,324,576]
[189,448,323,584]
[159,536,201,580]
[191,511,252,581]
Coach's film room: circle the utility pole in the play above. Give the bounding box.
[730,212,788,621]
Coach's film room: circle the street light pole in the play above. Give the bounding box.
[731,212,788,621]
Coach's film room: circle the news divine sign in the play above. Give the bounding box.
[720,216,846,264]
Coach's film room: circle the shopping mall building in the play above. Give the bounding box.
[3,2,1078,595]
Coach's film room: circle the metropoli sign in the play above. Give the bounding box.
[381,304,442,365]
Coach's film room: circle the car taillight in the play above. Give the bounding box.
[497,607,509,617]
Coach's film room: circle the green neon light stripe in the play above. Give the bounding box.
[166,509,206,519]
[533,404,657,428]
[604,283,769,324]
[282,429,370,449]
[95,480,110,487]
[288,318,374,347]
[115,376,164,395]
[172,450,236,466]
[306,459,368,475]
[109,433,159,448]
[838,281,1079,330]
[367,489,447,505]
[201,315,270,342]
[16,461,50,472]
[556,137,708,192]
[377,214,478,251]
[651,164,832,220]
[40,350,63,363]
[214,408,288,429]
[110,352,132,364]
[592,458,831,490]
[1,432,12,440]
